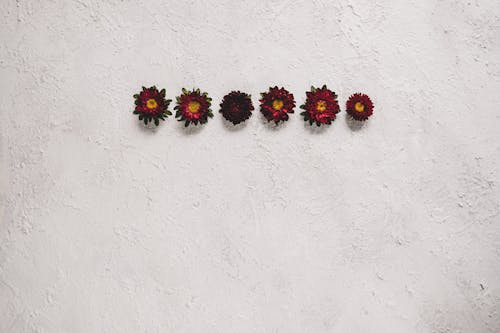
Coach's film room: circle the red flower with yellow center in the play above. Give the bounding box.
[133,86,172,126]
[219,91,254,125]
[346,93,374,121]
[259,86,295,124]
[300,85,340,126]
[174,88,213,127]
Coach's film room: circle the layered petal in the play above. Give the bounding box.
[346,93,374,121]
[219,91,254,125]
[300,85,340,126]
[133,86,172,126]
[259,86,295,124]
[175,88,213,127]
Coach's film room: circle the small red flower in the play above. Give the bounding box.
[174,88,213,127]
[346,93,374,121]
[220,91,254,125]
[133,86,172,126]
[259,86,295,124]
[300,85,340,126]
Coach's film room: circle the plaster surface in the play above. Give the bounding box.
[1,0,500,332]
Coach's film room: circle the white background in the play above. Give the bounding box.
[1,0,500,332]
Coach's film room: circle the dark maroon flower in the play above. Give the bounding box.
[346,93,374,121]
[259,86,295,124]
[174,88,213,127]
[133,86,172,126]
[219,91,254,125]
[300,85,340,126]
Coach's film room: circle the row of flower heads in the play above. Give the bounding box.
[133,85,374,127]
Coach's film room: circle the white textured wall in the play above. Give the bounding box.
[1,0,500,332]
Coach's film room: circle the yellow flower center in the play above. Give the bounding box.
[354,102,365,113]
[188,101,201,113]
[316,100,327,112]
[272,99,284,111]
[146,98,158,109]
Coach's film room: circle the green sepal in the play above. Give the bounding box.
[154,118,159,126]
[184,120,190,127]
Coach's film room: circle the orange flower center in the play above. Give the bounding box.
[272,99,284,111]
[188,101,201,113]
[354,102,365,113]
[146,98,158,109]
[316,100,327,112]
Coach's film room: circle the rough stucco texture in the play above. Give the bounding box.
[1,0,500,332]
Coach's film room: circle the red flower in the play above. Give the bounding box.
[174,88,213,127]
[259,86,295,124]
[300,85,340,126]
[133,86,172,126]
[220,91,254,125]
[346,93,374,121]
